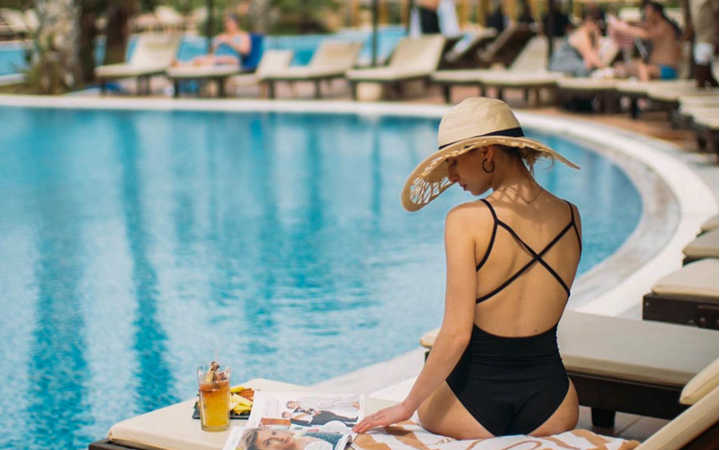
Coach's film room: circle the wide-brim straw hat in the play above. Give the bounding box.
[401,97,579,212]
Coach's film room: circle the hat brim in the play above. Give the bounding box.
[401,136,580,212]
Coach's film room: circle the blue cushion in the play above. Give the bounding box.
[242,33,264,71]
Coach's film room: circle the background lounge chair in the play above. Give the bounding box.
[231,49,294,97]
[0,8,29,39]
[263,40,363,99]
[95,33,182,95]
[642,258,717,329]
[346,34,446,100]
[166,33,265,98]
[683,230,719,264]
[433,36,563,104]
[441,27,497,69]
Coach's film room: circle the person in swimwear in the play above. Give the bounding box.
[353,97,582,438]
[186,13,251,66]
[549,8,607,77]
[608,1,682,80]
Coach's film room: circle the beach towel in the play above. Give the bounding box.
[352,420,640,450]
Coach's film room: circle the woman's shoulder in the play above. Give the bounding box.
[446,200,494,228]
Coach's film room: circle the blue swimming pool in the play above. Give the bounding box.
[0,107,641,449]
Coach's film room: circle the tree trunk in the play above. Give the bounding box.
[104,2,136,65]
[78,1,98,84]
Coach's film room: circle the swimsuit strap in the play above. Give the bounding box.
[475,199,498,271]
[476,199,579,304]
[567,200,582,254]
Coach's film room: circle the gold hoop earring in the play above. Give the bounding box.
[482,159,495,174]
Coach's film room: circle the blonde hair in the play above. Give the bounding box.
[495,144,548,171]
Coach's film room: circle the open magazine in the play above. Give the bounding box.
[225,391,364,450]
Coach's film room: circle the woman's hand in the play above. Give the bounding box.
[352,403,414,434]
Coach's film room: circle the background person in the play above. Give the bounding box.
[353,98,582,439]
[608,1,682,80]
[184,13,251,66]
[549,8,607,77]
[689,0,718,87]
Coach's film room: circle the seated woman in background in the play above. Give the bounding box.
[186,14,251,66]
[549,8,607,77]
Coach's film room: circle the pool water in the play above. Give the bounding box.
[0,107,641,449]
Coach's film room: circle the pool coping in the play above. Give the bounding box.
[0,95,714,319]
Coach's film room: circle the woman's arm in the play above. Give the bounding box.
[571,30,605,68]
[608,15,653,39]
[353,206,478,432]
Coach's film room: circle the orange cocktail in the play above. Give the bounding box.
[197,362,231,431]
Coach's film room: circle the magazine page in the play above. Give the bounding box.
[225,391,364,450]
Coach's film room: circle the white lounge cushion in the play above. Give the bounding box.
[95,63,168,78]
[615,79,695,95]
[557,77,619,90]
[680,359,718,405]
[637,387,718,450]
[701,215,719,233]
[432,69,497,82]
[477,70,563,86]
[647,86,718,102]
[682,230,719,261]
[652,258,718,299]
[347,67,428,81]
[166,64,239,79]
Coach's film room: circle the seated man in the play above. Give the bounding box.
[608,1,682,80]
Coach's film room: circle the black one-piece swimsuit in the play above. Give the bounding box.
[446,198,582,436]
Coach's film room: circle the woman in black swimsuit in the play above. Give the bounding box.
[354,98,582,438]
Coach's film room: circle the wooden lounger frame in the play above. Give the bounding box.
[348,75,431,101]
[265,74,348,100]
[642,291,718,330]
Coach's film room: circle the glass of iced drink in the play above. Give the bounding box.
[197,361,231,431]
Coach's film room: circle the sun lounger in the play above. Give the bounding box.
[263,40,363,99]
[0,8,29,38]
[421,310,718,427]
[643,258,718,329]
[230,49,294,97]
[700,215,718,234]
[476,23,536,67]
[96,33,182,95]
[556,77,621,111]
[682,229,719,264]
[433,36,563,105]
[89,378,306,450]
[442,28,498,69]
[166,65,240,97]
[89,356,719,450]
[166,34,267,98]
[346,35,446,100]
[614,79,698,118]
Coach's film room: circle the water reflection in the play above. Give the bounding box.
[114,117,177,413]
[25,110,92,448]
